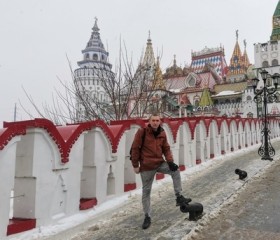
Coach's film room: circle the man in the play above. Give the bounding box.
[131,114,191,229]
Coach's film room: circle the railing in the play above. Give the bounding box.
[0,116,279,238]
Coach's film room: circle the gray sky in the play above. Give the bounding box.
[0,0,277,125]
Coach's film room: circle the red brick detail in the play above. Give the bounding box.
[231,147,234,151]
[156,173,164,180]
[210,154,215,159]
[221,150,225,155]
[124,183,136,192]
[7,218,36,236]
[79,198,97,210]
[196,159,201,164]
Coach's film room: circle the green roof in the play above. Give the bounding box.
[199,88,213,107]
[271,1,280,40]
[274,1,280,16]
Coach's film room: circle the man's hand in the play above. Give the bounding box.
[134,167,140,174]
[168,161,179,171]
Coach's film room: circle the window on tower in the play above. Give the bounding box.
[93,54,98,60]
[262,61,269,68]
[272,59,278,66]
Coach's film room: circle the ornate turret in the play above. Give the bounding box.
[199,88,213,107]
[141,31,156,67]
[77,17,111,70]
[226,30,249,83]
[242,39,250,68]
[271,0,280,41]
[73,18,113,122]
[135,32,164,90]
[163,55,184,78]
[153,57,165,90]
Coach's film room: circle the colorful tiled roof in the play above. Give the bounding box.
[190,46,227,79]
[165,76,187,91]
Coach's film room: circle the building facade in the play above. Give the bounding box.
[253,0,280,117]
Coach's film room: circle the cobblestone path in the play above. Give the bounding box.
[45,140,280,240]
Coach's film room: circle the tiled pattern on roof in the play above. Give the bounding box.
[191,55,227,79]
[165,77,186,90]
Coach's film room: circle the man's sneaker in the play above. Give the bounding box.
[142,215,151,229]
[176,195,192,206]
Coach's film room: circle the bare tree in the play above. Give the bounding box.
[20,46,178,125]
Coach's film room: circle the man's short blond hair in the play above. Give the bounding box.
[149,113,161,120]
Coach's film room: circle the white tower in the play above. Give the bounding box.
[74,18,113,121]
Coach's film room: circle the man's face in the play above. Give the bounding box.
[149,116,161,130]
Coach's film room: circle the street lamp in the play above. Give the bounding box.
[253,69,280,160]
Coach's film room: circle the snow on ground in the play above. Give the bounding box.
[6,143,270,240]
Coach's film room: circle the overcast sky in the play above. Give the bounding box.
[0,0,277,125]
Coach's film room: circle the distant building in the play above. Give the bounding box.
[213,31,255,118]
[74,1,280,121]
[253,0,280,117]
[164,46,228,117]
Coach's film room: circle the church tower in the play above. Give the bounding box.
[226,30,251,83]
[74,18,113,121]
[134,32,164,91]
[130,33,167,117]
[141,31,156,68]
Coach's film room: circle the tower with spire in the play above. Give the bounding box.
[226,30,251,83]
[134,32,165,90]
[141,31,156,68]
[74,18,113,121]
[211,31,253,117]
[130,33,170,117]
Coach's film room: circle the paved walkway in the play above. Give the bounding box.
[45,140,280,240]
[185,146,280,240]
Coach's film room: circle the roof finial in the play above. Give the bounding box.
[148,30,151,40]
[243,39,247,49]
[92,17,99,31]
[236,29,239,41]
